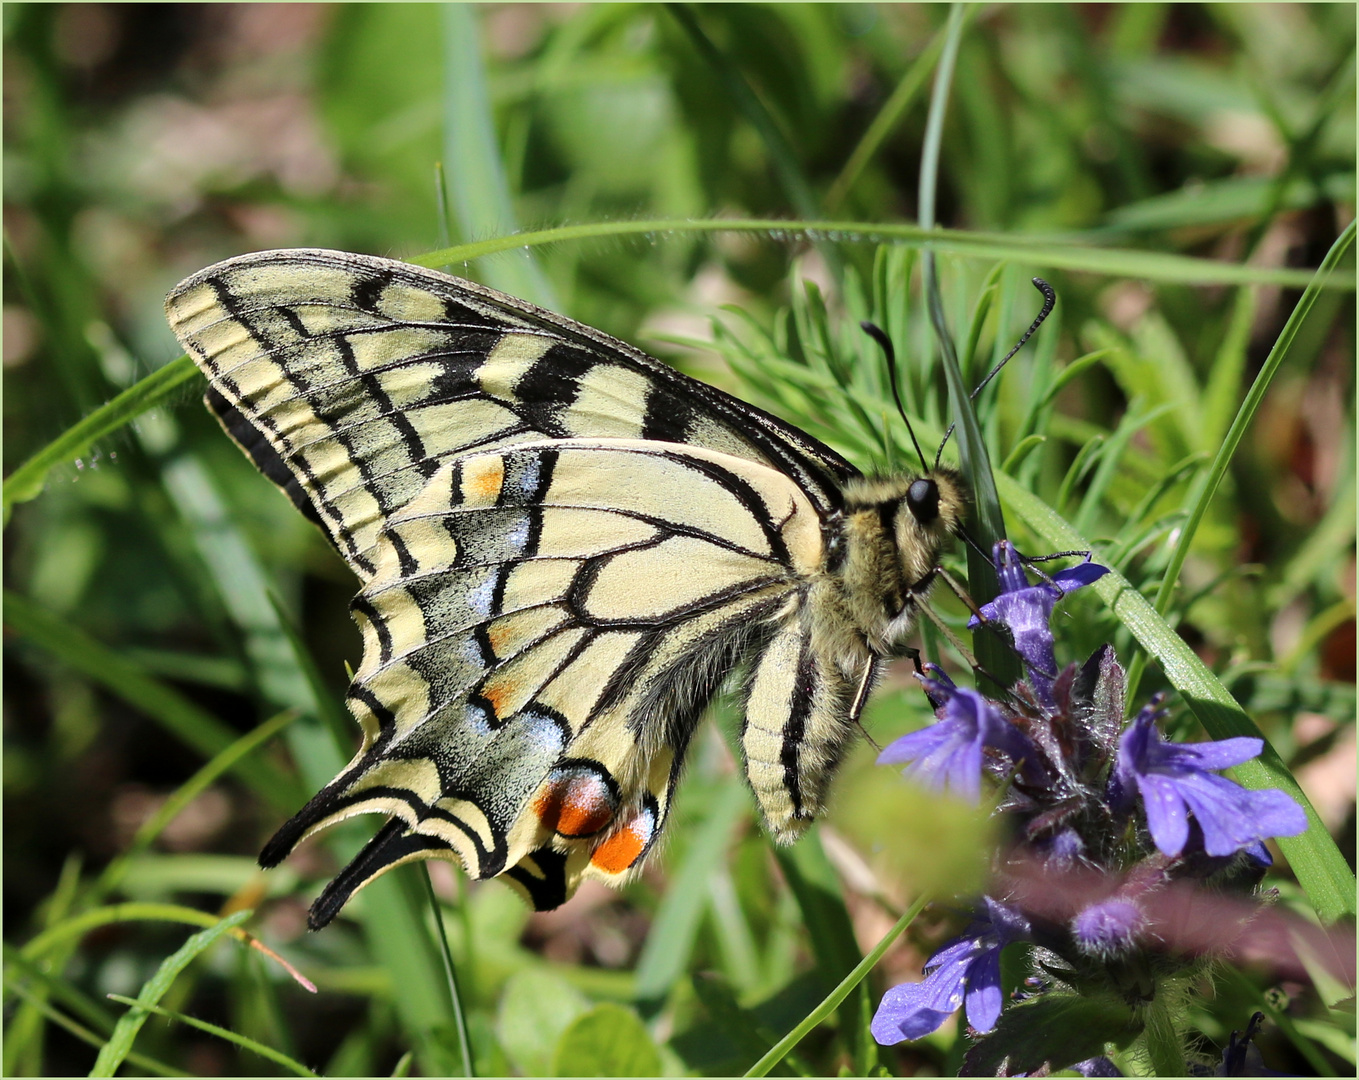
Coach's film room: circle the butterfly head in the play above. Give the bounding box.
[835,467,969,653]
[890,465,969,587]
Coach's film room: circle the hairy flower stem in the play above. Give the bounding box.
[1137,994,1187,1077]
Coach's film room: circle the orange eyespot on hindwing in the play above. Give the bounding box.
[589,797,659,874]
[533,760,621,838]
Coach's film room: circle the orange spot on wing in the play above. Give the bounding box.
[590,810,654,874]
[465,458,504,501]
[486,618,515,657]
[480,675,515,718]
[533,771,615,837]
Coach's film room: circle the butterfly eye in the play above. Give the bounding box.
[905,478,940,524]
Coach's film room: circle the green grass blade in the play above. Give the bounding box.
[825,21,950,212]
[104,994,318,1077]
[357,868,467,1076]
[2,355,198,518]
[665,4,820,226]
[772,834,868,1070]
[1147,220,1355,623]
[995,474,1357,925]
[919,5,1019,683]
[3,977,183,1078]
[410,218,1352,290]
[4,944,122,1042]
[4,855,86,1074]
[90,910,252,1077]
[634,778,747,1012]
[1072,401,1178,536]
[441,4,556,307]
[422,869,474,1077]
[23,903,250,961]
[2,591,296,809]
[744,894,930,1077]
[158,456,321,716]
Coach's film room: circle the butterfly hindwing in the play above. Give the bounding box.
[254,436,827,917]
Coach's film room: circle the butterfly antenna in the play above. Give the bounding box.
[861,321,930,473]
[933,278,1057,469]
[969,278,1056,403]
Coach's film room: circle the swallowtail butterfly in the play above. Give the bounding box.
[166,249,970,926]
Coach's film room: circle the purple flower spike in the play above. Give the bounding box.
[879,677,1039,803]
[967,542,1108,711]
[1072,897,1144,958]
[871,897,1031,1044]
[1109,704,1308,858]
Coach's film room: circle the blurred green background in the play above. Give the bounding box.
[3,4,1354,1076]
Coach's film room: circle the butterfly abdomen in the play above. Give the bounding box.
[734,466,969,843]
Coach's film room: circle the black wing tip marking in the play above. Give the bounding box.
[504,847,570,912]
[205,386,329,535]
[306,818,451,930]
[259,815,305,871]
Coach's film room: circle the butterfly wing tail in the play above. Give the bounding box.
[306,818,454,930]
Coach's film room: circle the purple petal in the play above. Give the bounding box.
[1051,561,1109,591]
[924,935,978,972]
[995,542,1030,594]
[877,724,957,765]
[1163,736,1263,772]
[962,946,1004,1033]
[871,953,970,1044]
[979,895,1032,943]
[1171,772,1307,856]
[910,726,983,803]
[880,687,1032,803]
[1139,773,1192,855]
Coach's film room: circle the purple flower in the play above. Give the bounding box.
[1072,897,1144,958]
[1212,1012,1288,1076]
[967,542,1108,711]
[1072,1057,1123,1077]
[1108,703,1307,858]
[871,897,1031,1044]
[879,670,1040,803]
[1037,827,1086,869]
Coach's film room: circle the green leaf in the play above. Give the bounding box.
[551,1003,662,1078]
[90,910,252,1077]
[960,992,1137,1076]
[497,969,591,1077]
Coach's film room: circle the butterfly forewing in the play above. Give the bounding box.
[167,250,903,920]
[167,250,855,579]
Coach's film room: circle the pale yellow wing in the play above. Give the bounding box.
[258,439,826,919]
[165,249,856,583]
